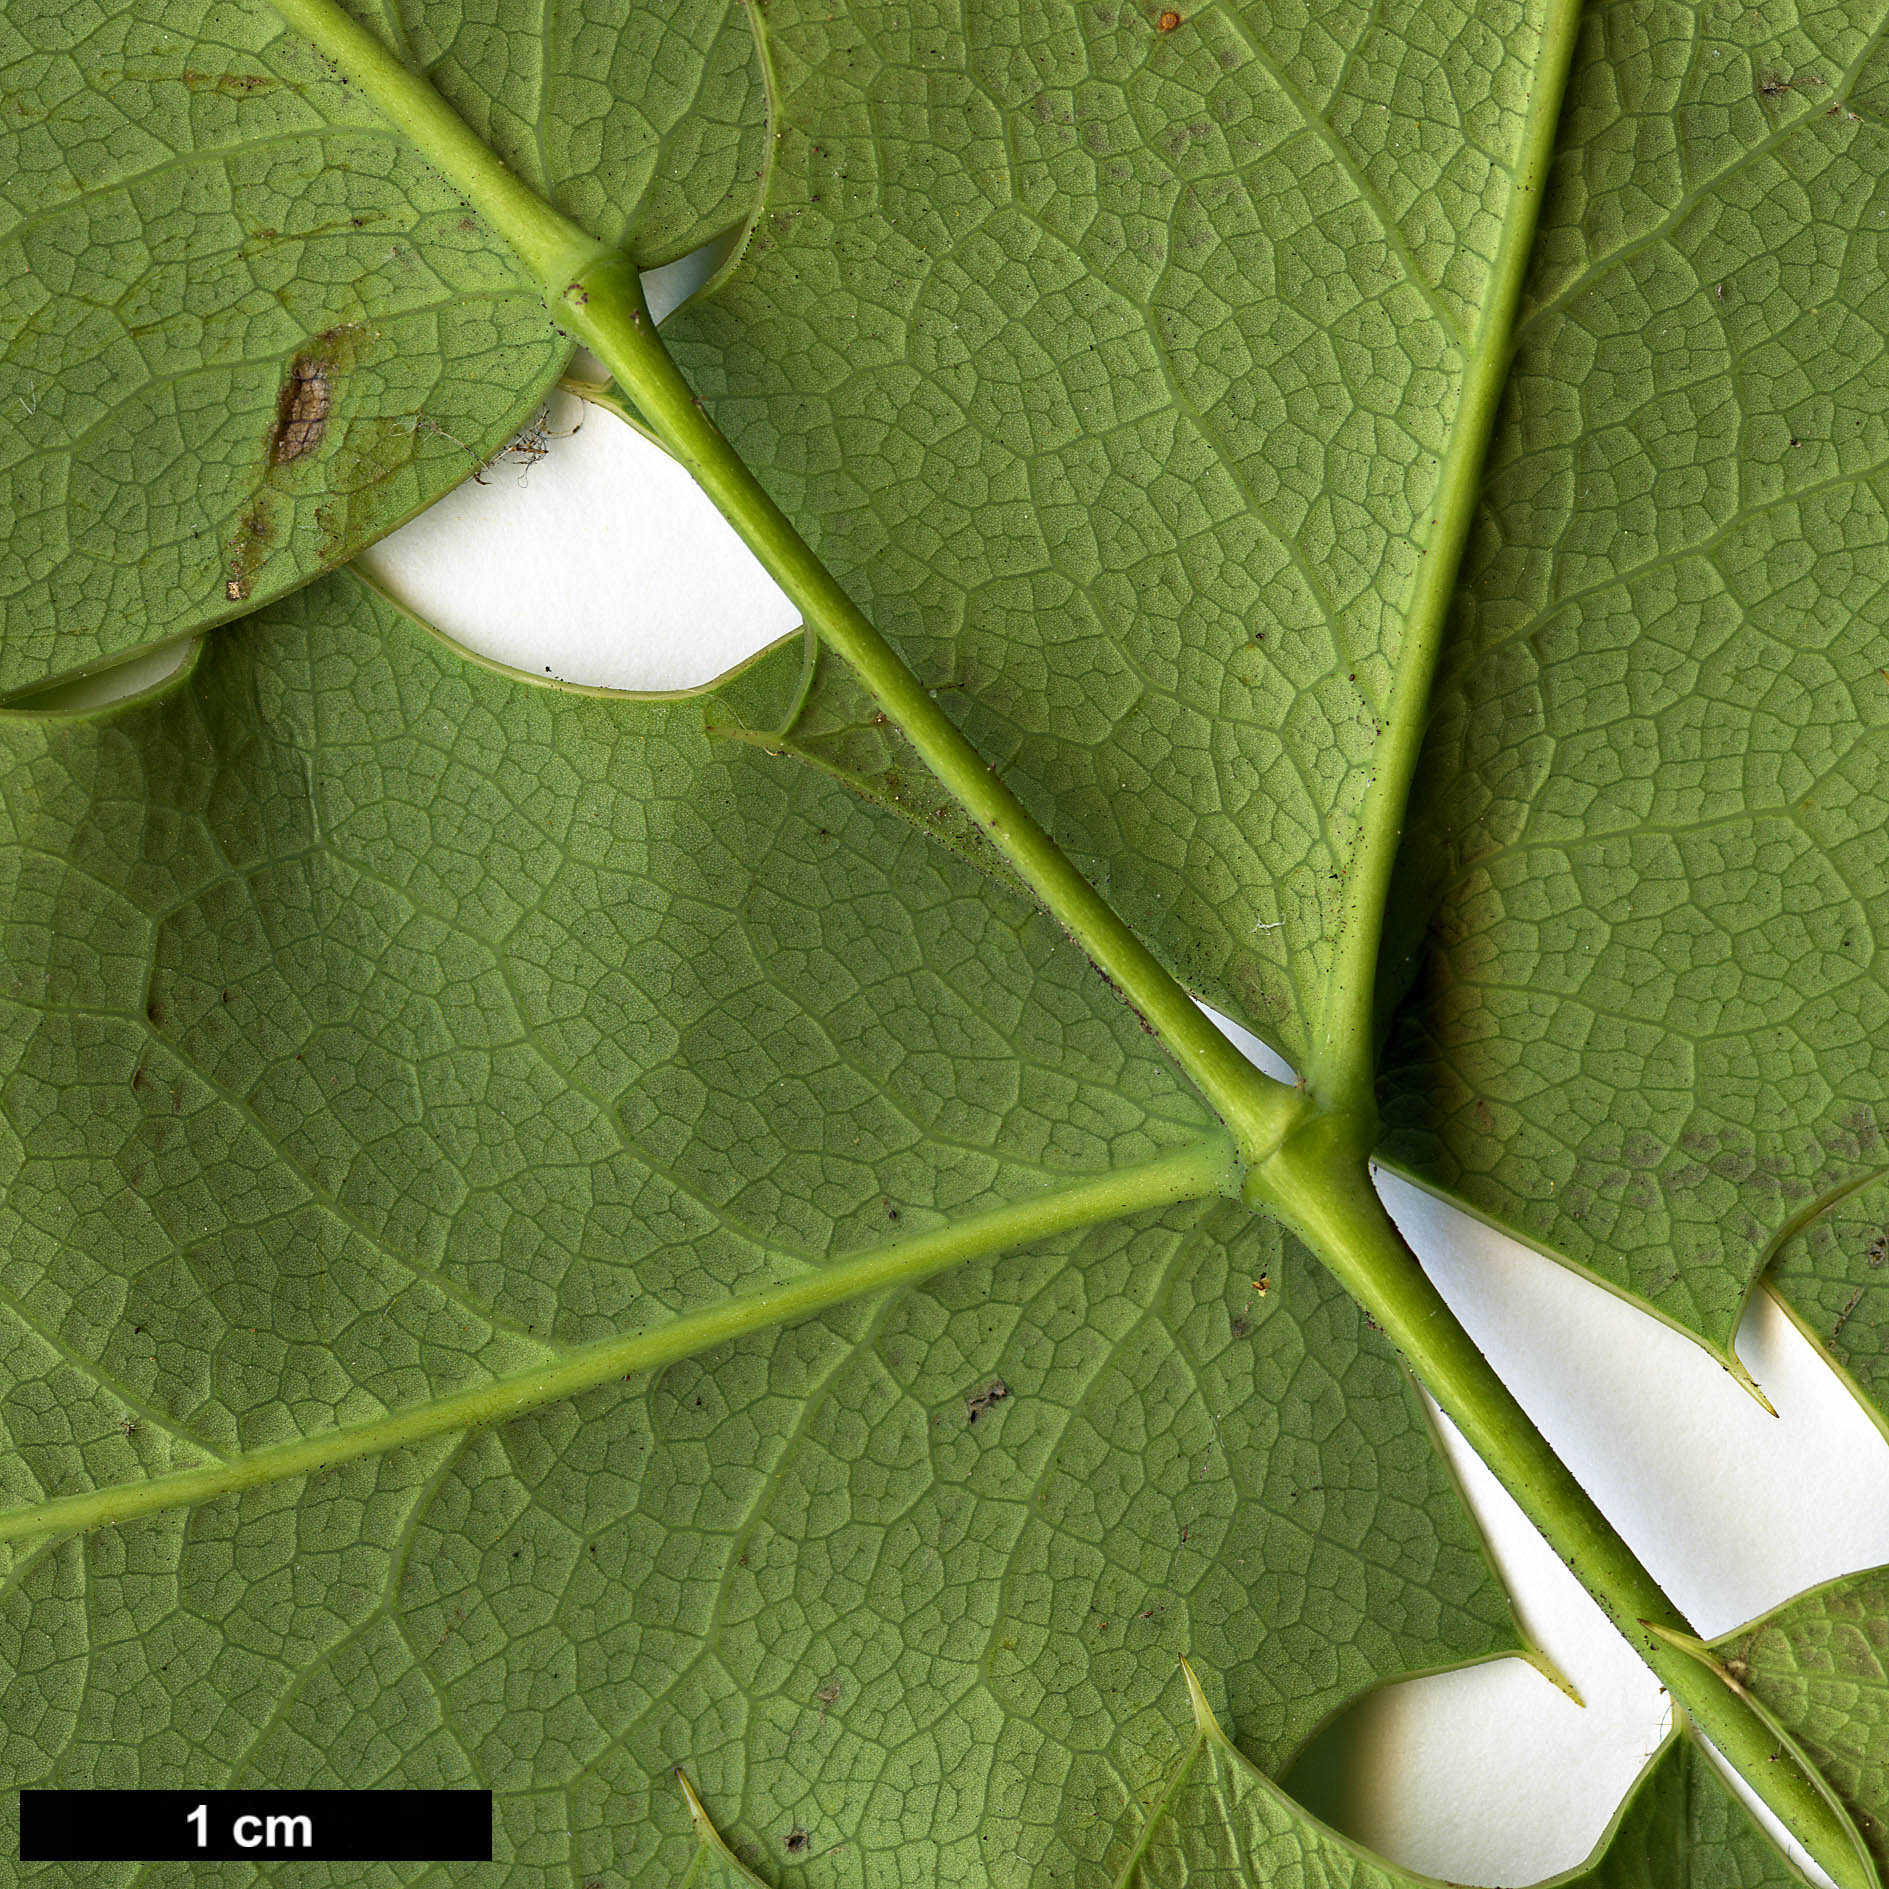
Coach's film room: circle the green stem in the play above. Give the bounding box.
[267,0,602,288]
[1252,1116,1879,1889]
[558,374,671,455]
[0,1133,1237,1547]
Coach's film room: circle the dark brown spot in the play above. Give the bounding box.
[784,1827,810,1855]
[966,1378,1010,1424]
[181,69,280,96]
[1157,9,1182,28]
[271,356,332,463]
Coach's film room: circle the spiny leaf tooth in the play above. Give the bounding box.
[1179,1655,1226,1742]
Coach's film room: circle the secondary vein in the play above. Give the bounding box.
[0,1132,1235,1546]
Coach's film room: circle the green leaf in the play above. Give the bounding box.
[643,0,1889,1367]
[1710,1167,1889,1872]
[677,1771,773,1887]
[0,0,761,696]
[1112,1666,1802,1889]
[1376,0,1889,1355]
[8,0,1889,1873]
[1767,1173,1889,1409]
[0,573,1520,1880]
[1717,1567,1889,1873]
[665,0,1566,1077]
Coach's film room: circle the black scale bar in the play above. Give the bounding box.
[20,1789,493,1862]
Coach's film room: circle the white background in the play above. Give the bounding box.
[343,261,1889,1886]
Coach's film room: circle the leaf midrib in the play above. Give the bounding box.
[1301,0,1588,1119]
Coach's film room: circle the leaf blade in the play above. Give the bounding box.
[0,0,765,694]
[1382,0,1889,1354]
[0,571,1522,1879]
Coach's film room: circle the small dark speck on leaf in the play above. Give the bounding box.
[784,1827,811,1855]
[966,1377,1010,1423]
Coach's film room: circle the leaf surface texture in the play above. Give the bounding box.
[668,0,1557,1066]
[1381,0,1889,1351]
[0,576,1518,1881]
[0,0,761,693]
[1116,1687,1801,1889]
[5,0,1889,1875]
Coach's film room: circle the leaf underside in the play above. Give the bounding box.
[1718,1563,1889,1872]
[0,0,761,696]
[5,0,1889,1877]
[1110,1683,1798,1889]
[1381,0,1889,1354]
[0,577,1519,1883]
[669,0,1550,1072]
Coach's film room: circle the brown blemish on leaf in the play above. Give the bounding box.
[181,68,281,95]
[222,495,276,606]
[221,323,380,600]
[783,1827,810,1855]
[1157,9,1183,29]
[271,356,333,464]
[966,1377,1010,1424]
